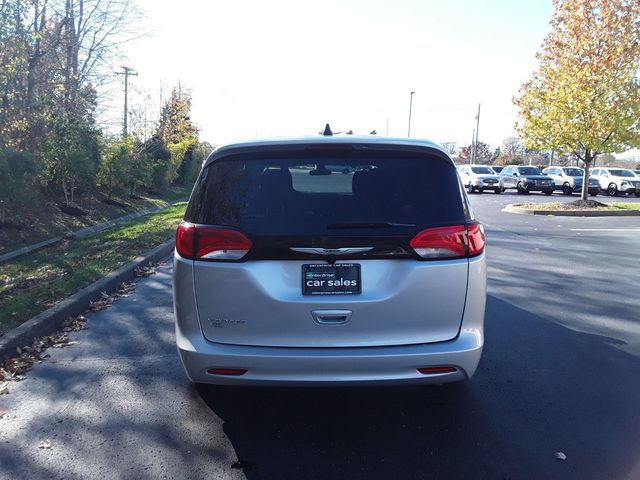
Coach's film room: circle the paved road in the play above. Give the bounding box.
[1,192,639,480]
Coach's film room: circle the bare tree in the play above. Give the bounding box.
[53,0,142,105]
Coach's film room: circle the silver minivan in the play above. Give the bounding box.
[173,135,486,386]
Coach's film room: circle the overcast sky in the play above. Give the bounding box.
[109,0,554,149]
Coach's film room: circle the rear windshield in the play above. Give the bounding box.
[185,150,465,235]
[518,167,542,175]
[563,168,583,176]
[471,166,494,174]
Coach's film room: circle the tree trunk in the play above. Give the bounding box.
[581,149,593,202]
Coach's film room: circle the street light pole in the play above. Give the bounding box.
[473,103,481,163]
[408,91,415,137]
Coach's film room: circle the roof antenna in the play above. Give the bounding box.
[321,123,333,136]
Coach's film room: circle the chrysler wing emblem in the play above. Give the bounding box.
[290,247,374,255]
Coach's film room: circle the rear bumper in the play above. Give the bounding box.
[176,329,482,386]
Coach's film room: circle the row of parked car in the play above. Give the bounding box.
[457,164,640,197]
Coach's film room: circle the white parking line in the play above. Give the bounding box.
[571,228,640,232]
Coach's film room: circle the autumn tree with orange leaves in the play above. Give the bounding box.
[515,0,640,201]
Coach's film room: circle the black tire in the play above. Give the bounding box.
[517,182,529,195]
[478,188,485,194]
[467,184,475,194]
[607,183,618,196]
[494,187,501,194]
[589,189,600,197]
[562,183,573,195]
[543,189,553,196]
[635,191,640,198]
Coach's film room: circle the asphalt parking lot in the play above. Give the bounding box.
[1,191,639,480]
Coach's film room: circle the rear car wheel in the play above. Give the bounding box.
[494,188,501,194]
[635,192,640,198]
[478,188,485,194]
[589,189,600,197]
[467,184,475,194]
[607,183,618,196]
[562,183,573,195]
[543,189,553,196]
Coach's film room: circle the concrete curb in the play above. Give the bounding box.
[0,239,175,359]
[503,204,640,217]
[0,199,185,264]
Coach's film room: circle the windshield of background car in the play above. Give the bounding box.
[609,169,635,177]
[471,167,494,174]
[518,167,542,175]
[185,149,466,235]
[563,168,583,176]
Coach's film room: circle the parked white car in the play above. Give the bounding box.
[457,165,503,194]
[590,167,639,197]
[542,166,600,196]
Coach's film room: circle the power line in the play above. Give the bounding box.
[115,66,138,136]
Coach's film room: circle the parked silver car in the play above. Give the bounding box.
[590,167,639,196]
[457,164,503,194]
[173,135,486,386]
[542,166,600,196]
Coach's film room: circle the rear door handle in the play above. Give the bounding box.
[312,310,352,325]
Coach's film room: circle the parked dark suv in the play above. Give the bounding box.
[173,136,486,386]
[499,165,555,195]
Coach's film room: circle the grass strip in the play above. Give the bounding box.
[611,203,640,210]
[0,202,187,334]
[513,201,639,211]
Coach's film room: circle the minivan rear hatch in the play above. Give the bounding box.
[183,142,472,348]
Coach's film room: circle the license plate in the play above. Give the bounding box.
[302,264,361,295]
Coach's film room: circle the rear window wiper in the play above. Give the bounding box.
[327,222,417,229]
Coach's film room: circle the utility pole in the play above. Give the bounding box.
[408,91,415,137]
[115,66,138,136]
[470,129,475,165]
[473,103,481,163]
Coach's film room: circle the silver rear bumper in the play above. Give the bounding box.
[177,329,482,386]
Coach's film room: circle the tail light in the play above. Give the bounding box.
[409,223,485,259]
[176,222,252,260]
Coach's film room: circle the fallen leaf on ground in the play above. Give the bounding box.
[63,315,87,332]
[116,281,135,296]
[88,292,114,312]
[0,328,80,381]
[38,439,53,449]
[134,262,159,278]
[554,452,567,461]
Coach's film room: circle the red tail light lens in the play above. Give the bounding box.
[176,222,252,260]
[409,223,484,259]
[466,223,485,256]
